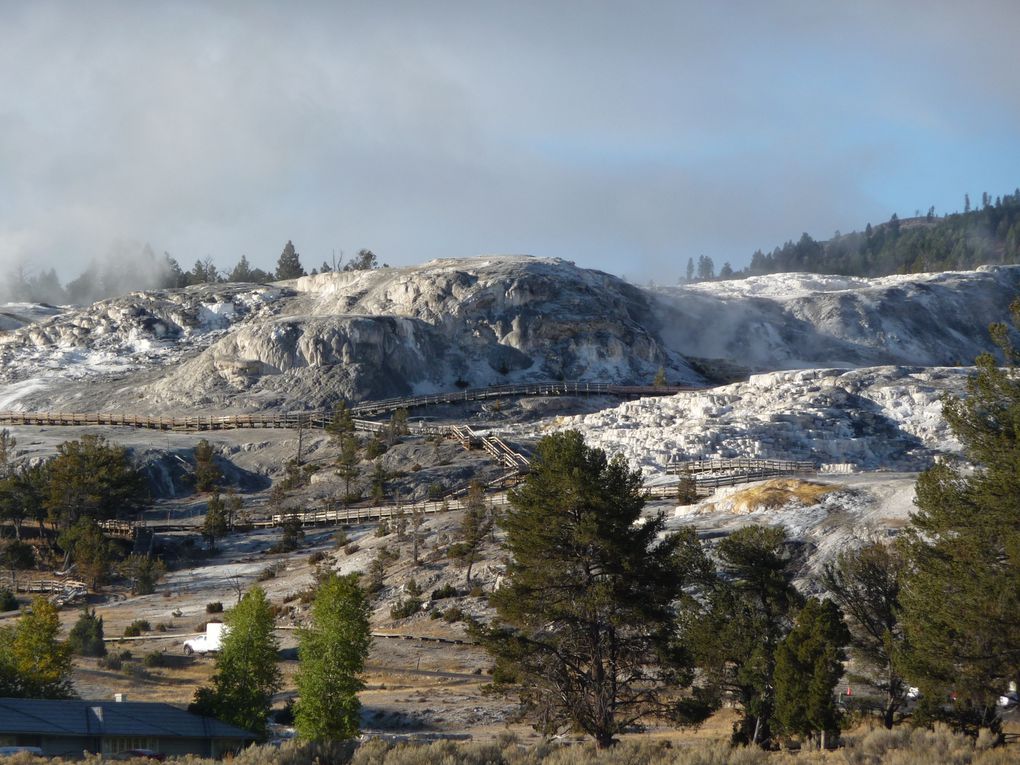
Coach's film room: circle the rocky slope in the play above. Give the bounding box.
[0,257,1015,414]
[529,366,968,472]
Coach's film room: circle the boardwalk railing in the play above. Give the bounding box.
[668,458,817,475]
[0,381,688,433]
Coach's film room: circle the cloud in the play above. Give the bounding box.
[0,1,1018,286]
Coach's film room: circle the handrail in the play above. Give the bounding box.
[0,381,689,433]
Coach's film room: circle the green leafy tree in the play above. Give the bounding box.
[58,517,113,590]
[295,573,371,741]
[823,541,906,729]
[203,493,228,550]
[447,482,491,584]
[45,435,147,528]
[275,240,306,280]
[68,608,106,657]
[898,301,1020,733]
[0,597,74,698]
[478,430,712,748]
[193,439,222,493]
[190,587,281,739]
[774,598,850,749]
[685,525,803,747]
[119,554,167,595]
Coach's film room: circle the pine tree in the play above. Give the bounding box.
[68,608,106,657]
[336,435,361,506]
[478,430,713,748]
[774,598,850,749]
[447,482,491,583]
[823,541,906,728]
[898,299,1020,732]
[203,493,228,550]
[193,439,222,492]
[58,518,113,590]
[190,587,280,738]
[45,435,147,527]
[684,525,803,746]
[295,573,371,741]
[275,240,306,280]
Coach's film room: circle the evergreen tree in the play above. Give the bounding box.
[478,430,712,748]
[68,608,106,657]
[336,435,361,506]
[370,460,388,504]
[823,541,906,728]
[898,300,1020,732]
[685,525,803,746]
[686,257,695,282]
[58,518,113,590]
[45,435,147,527]
[325,400,355,445]
[228,255,255,283]
[203,493,228,550]
[119,553,166,595]
[773,598,850,749]
[193,439,222,492]
[190,587,281,738]
[294,573,371,741]
[342,249,377,271]
[447,482,491,584]
[275,240,306,280]
[0,539,34,590]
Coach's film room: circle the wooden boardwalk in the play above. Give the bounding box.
[0,381,689,433]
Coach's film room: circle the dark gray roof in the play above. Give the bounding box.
[0,698,255,740]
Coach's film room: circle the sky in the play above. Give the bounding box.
[1,0,1019,283]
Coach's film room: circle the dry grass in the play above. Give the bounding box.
[5,725,1020,765]
[724,479,838,514]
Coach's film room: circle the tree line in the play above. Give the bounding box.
[1,240,383,306]
[679,188,1020,284]
[475,303,1020,750]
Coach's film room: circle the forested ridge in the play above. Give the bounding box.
[685,188,1020,281]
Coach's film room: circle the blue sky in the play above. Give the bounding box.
[1,0,1018,282]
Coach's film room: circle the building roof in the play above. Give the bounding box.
[0,698,255,740]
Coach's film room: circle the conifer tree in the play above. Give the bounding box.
[275,240,306,280]
[899,299,1020,732]
[478,430,712,748]
[823,541,906,728]
[68,608,106,657]
[684,525,803,746]
[773,598,850,749]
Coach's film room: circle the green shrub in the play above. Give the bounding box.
[68,608,106,657]
[442,606,464,623]
[99,655,122,671]
[390,596,423,620]
[308,550,327,566]
[430,583,459,601]
[143,651,170,668]
[0,588,17,612]
[206,601,224,613]
[122,619,151,637]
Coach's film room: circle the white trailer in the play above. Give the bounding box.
[183,622,227,655]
